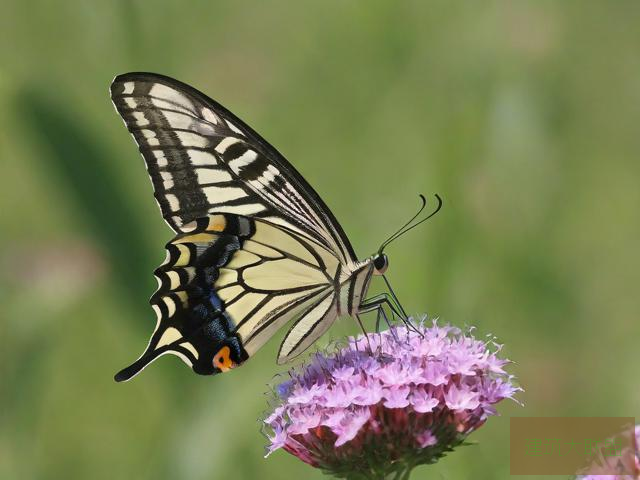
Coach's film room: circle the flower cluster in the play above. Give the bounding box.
[263,318,521,479]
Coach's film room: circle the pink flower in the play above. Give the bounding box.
[410,385,439,413]
[382,385,411,409]
[263,318,521,478]
[288,383,326,404]
[421,360,449,386]
[415,429,438,448]
[333,407,371,447]
[351,378,384,406]
[444,383,480,411]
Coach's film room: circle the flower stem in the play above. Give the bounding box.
[404,460,418,480]
[385,462,414,480]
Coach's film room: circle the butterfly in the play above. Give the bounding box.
[110,72,441,382]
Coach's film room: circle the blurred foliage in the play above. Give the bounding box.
[1,1,639,479]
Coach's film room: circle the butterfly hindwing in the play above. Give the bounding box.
[110,72,356,264]
[277,290,338,364]
[114,213,340,381]
[115,214,250,381]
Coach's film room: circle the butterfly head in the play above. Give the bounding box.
[372,253,389,275]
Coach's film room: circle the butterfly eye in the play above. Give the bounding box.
[373,253,389,275]
[213,345,236,372]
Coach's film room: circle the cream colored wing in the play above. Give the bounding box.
[222,218,340,357]
[276,290,338,364]
[115,213,340,381]
[111,72,358,265]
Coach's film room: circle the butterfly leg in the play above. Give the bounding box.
[375,304,402,345]
[375,304,388,332]
[359,293,404,321]
[359,294,422,336]
[366,300,402,343]
[359,294,401,342]
[354,313,373,352]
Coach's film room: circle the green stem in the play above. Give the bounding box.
[398,462,415,480]
[383,467,403,480]
[381,462,415,480]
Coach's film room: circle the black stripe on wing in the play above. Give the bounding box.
[114,214,254,381]
[277,290,338,364]
[110,72,356,263]
[114,213,336,381]
[111,79,264,231]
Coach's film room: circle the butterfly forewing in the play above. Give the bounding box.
[110,72,356,264]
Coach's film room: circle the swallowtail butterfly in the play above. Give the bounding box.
[111,72,440,382]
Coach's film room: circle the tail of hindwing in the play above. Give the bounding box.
[115,214,253,381]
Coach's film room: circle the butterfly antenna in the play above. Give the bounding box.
[378,194,427,254]
[378,194,442,253]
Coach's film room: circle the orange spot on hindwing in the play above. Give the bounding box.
[213,345,236,372]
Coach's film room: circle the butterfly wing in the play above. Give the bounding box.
[276,289,339,364]
[110,72,356,264]
[114,214,340,381]
[111,73,360,380]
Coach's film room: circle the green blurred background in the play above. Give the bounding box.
[2,1,639,479]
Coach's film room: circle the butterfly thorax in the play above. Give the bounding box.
[336,259,375,317]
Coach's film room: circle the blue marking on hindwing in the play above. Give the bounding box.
[209,291,223,311]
